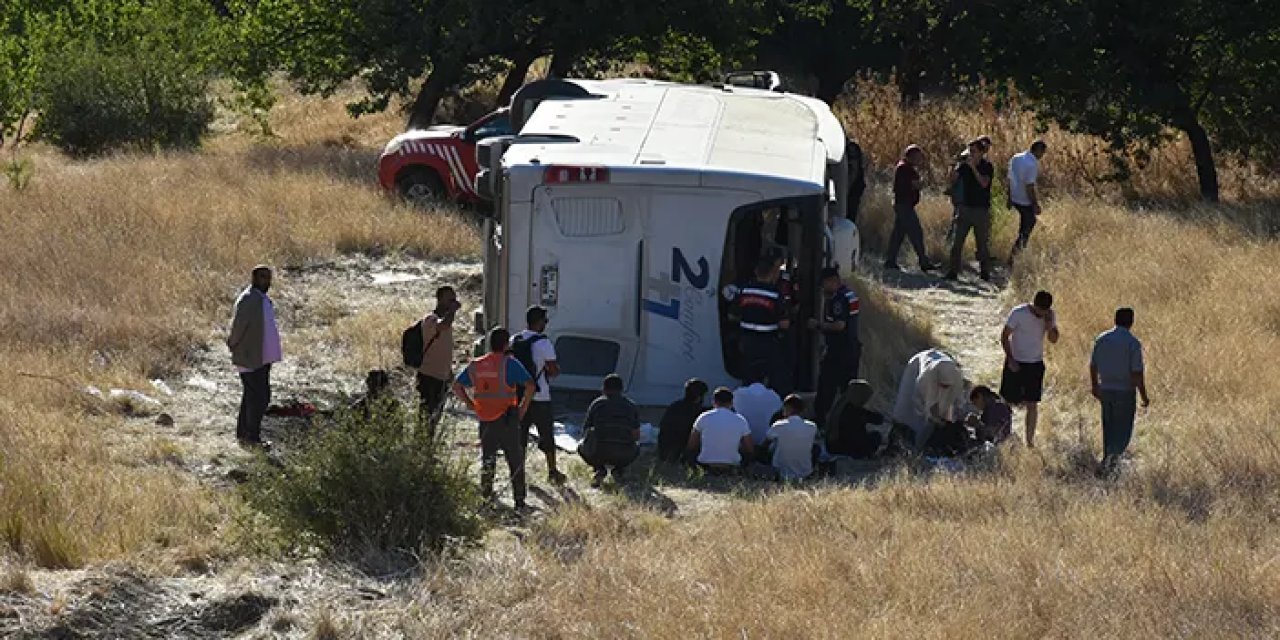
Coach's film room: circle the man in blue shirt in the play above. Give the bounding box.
[453,327,535,509]
[1089,308,1151,475]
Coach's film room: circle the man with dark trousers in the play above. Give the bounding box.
[810,267,862,425]
[453,327,535,510]
[227,265,281,449]
[946,138,996,281]
[734,258,790,395]
[885,144,938,272]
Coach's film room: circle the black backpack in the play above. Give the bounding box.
[509,333,546,398]
[401,319,442,369]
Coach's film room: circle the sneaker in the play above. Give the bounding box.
[919,261,940,272]
[590,471,607,488]
[944,271,960,281]
[547,470,568,486]
[514,499,531,512]
[979,272,993,282]
[883,261,902,271]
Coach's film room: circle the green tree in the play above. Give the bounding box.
[754,0,989,104]
[989,0,1280,202]
[230,0,757,128]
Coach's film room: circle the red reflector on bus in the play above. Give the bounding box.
[544,165,610,184]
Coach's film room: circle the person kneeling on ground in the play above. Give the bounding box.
[824,380,885,458]
[689,387,754,475]
[892,349,966,451]
[765,394,819,481]
[579,373,642,488]
[966,385,1012,445]
[349,369,404,421]
[658,378,709,463]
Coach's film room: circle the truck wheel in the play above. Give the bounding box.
[397,169,445,207]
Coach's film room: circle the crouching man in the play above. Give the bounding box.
[689,387,754,475]
[579,374,642,488]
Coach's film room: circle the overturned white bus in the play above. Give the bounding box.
[473,78,856,405]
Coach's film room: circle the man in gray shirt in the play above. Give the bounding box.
[1089,308,1151,474]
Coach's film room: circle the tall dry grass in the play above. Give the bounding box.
[395,195,1280,637]
[840,81,1280,206]
[0,90,480,568]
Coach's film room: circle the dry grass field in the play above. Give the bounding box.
[3,80,1280,637]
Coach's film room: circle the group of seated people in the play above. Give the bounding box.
[347,347,1013,486]
[652,348,1015,481]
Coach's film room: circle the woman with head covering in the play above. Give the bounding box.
[892,349,966,450]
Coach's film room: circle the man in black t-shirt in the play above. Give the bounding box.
[946,138,995,281]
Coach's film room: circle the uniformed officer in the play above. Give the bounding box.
[734,257,789,388]
[767,247,799,397]
[810,267,862,426]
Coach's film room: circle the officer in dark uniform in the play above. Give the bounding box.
[810,266,862,425]
[734,257,789,388]
[768,247,799,397]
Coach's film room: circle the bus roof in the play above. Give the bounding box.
[503,83,834,190]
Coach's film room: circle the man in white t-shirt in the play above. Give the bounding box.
[689,387,754,473]
[1000,290,1060,447]
[733,379,783,446]
[1008,140,1048,259]
[765,394,818,481]
[510,306,566,485]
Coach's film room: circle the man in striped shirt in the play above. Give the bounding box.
[734,258,790,395]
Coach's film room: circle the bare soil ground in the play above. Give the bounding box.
[3,254,1011,639]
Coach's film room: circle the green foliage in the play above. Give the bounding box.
[3,0,222,154]
[3,157,34,191]
[987,0,1280,201]
[245,402,487,557]
[34,45,215,156]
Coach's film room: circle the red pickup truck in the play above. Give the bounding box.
[377,109,513,205]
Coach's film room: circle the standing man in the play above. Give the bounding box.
[510,306,566,485]
[946,138,995,282]
[810,267,862,424]
[579,374,642,487]
[884,144,938,272]
[452,327,535,510]
[734,258,790,393]
[416,286,460,420]
[946,135,991,246]
[1000,290,1060,447]
[1090,308,1150,474]
[1009,140,1048,259]
[227,265,281,449]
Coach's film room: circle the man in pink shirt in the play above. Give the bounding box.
[227,265,282,448]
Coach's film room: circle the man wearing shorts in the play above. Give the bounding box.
[1000,290,1059,447]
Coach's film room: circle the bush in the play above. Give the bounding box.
[246,401,486,558]
[34,46,214,157]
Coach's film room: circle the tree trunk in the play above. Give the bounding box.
[496,52,536,109]
[407,64,463,130]
[815,71,849,105]
[548,52,576,79]
[1182,119,1220,202]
